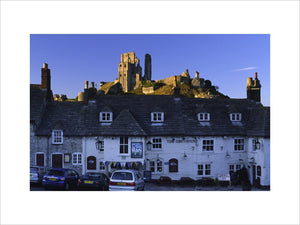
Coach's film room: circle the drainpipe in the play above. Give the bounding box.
[82,137,86,175]
[47,136,50,168]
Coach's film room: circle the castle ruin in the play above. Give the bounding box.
[118,51,152,92]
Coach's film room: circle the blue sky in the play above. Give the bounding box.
[30,34,270,106]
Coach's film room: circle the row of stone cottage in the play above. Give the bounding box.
[30,64,270,187]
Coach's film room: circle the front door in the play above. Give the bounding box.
[252,165,256,185]
[52,154,63,168]
[36,153,44,166]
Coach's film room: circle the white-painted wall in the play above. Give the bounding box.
[31,133,270,186]
[144,136,270,186]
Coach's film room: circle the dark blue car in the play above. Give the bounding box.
[42,168,80,190]
[78,172,109,191]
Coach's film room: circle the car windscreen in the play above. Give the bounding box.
[48,170,64,176]
[111,172,133,180]
[86,173,102,179]
[30,167,38,173]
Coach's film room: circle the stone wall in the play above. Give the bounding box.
[30,135,83,174]
[142,87,154,94]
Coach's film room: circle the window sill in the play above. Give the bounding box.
[151,123,164,126]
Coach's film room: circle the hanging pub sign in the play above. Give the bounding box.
[131,142,143,158]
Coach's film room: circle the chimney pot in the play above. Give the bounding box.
[255,72,258,79]
[85,81,89,89]
[91,82,95,88]
[43,63,48,69]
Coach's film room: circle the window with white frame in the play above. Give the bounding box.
[252,138,261,151]
[229,164,242,173]
[150,161,155,172]
[150,160,163,173]
[198,113,210,121]
[197,164,204,175]
[205,164,211,175]
[152,138,162,149]
[52,130,63,144]
[120,137,129,154]
[72,153,82,165]
[99,112,113,122]
[151,112,164,122]
[202,139,214,151]
[197,164,211,176]
[230,113,242,121]
[99,161,105,171]
[234,138,245,151]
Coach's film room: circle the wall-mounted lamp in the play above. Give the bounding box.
[146,141,152,151]
[239,159,244,163]
[226,153,231,159]
[183,152,187,158]
[95,140,103,150]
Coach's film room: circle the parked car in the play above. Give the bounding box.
[78,172,109,191]
[109,170,145,191]
[42,168,79,190]
[30,166,48,185]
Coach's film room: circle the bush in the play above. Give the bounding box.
[178,177,195,186]
[158,176,173,185]
[196,177,215,187]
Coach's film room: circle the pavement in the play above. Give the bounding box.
[144,182,266,191]
[30,182,268,191]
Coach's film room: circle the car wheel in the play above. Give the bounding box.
[65,183,70,191]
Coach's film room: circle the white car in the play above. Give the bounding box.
[109,170,145,191]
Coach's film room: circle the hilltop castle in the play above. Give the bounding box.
[117,51,152,92]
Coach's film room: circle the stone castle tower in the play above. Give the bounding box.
[118,52,142,92]
[144,53,152,81]
[247,72,261,102]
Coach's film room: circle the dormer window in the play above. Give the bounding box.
[230,113,242,121]
[100,112,113,122]
[198,113,210,121]
[52,130,63,144]
[151,112,164,122]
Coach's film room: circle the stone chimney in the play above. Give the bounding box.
[40,63,53,101]
[41,63,50,90]
[246,72,261,102]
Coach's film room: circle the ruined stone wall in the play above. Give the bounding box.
[118,52,142,92]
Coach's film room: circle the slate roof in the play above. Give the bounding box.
[30,85,48,124]
[33,95,270,137]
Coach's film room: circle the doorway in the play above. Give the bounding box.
[52,154,63,168]
[36,153,44,166]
